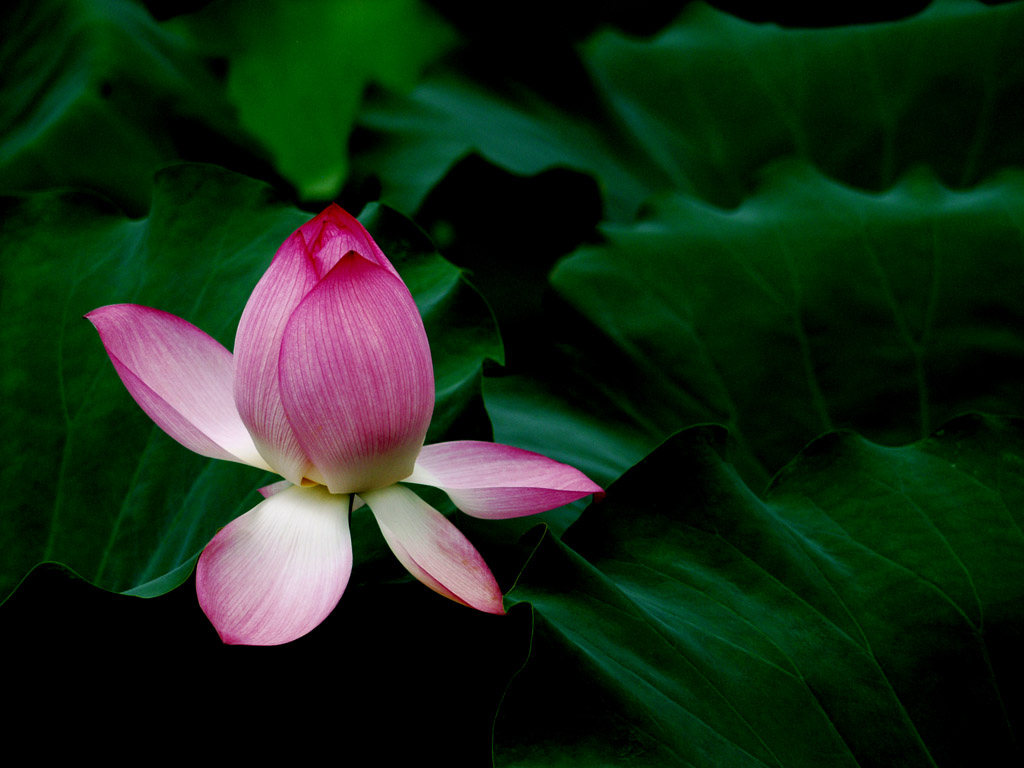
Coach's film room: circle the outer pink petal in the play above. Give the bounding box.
[405,441,604,519]
[279,252,434,494]
[86,304,269,469]
[233,229,320,484]
[257,479,293,499]
[298,204,399,279]
[362,484,504,614]
[196,484,352,646]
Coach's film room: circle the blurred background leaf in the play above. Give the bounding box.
[171,0,456,200]
[0,0,261,215]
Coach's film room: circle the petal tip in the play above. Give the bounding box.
[479,597,507,616]
[410,441,604,519]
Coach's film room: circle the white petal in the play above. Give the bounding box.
[196,484,352,645]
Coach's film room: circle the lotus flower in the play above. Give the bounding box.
[86,205,602,646]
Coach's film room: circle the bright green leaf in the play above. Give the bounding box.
[174,0,456,200]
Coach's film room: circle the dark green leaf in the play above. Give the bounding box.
[585,0,1024,209]
[498,414,1024,766]
[487,164,1024,487]
[356,71,658,219]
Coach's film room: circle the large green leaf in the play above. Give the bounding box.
[585,0,1024,209]
[497,413,1024,766]
[486,164,1024,489]
[0,163,500,600]
[0,0,244,215]
[354,0,1024,219]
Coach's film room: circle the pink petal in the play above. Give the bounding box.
[234,205,400,484]
[233,228,320,485]
[278,252,434,494]
[298,204,399,279]
[405,441,604,519]
[196,484,353,646]
[86,304,269,469]
[361,484,504,614]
